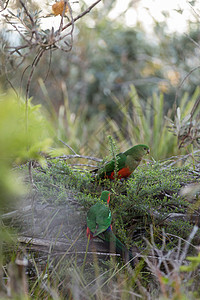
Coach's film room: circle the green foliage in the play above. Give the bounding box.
[166,87,200,150]
[106,86,200,159]
[107,135,119,181]
[40,83,200,161]
[3,12,200,161]
[0,91,53,212]
[36,16,200,118]
[0,90,54,289]
[113,163,200,244]
[180,253,200,272]
[39,79,101,155]
[0,91,53,165]
[32,159,94,205]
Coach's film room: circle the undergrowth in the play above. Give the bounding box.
[3,157,200,299]
[32,158,200,249]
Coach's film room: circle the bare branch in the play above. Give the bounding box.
[58,139,77,155]
[61,0,102,32]
[0,0,10,12]
[175,65,200,103]
[179,225,199,264]
[48,154,103,162]
[25,48,45,101]
[142,225,199,298]
[2,0,102,99]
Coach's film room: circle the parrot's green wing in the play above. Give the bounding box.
[87,202,112,236]
[98,153,127,178]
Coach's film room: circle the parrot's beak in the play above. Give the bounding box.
[147,149,150,154]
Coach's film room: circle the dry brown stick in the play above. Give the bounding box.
[190,95,200,120]
[18,237,122,256]
[7,258,28,298]
[0,0,10,12]
[68,163,98,168]
[50,251,120,256]
[28,161,33,185]
[149,209,200,224]
[7,44,29,53]
[48,154,102,162]
[17,236,70,248]
[179,225,198,264]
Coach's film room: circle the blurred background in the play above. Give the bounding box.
[1,0,200,160]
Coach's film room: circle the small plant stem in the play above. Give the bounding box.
[82,235,90,273]
[191,144,195,170]
[108,136,119,185]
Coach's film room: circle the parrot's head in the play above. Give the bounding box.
[100,190,110,204]
[137,144,150,156]
[126,144,150,157]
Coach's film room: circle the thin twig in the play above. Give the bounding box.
[179,225,199,264]
[0,0,10,12]
[175,66,200,103]
[26,48,45,101]
[28,161,38,190]
[48,154,102,162]
[68,163,97,168]
[19,0,40,41]
[184,32,200,50]
[43,47,52,83]
[58,139,77,154]
[61,0,102,32]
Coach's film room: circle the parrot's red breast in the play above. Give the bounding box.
[107,167,132,180]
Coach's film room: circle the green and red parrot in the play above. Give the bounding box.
[92,144,150,180]
[87,191,134,267]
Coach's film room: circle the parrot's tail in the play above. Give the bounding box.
[99,227,135,268]
[115,238,135,268]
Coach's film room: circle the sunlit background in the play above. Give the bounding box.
[38,0,199,32]
[109,0,196,32]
